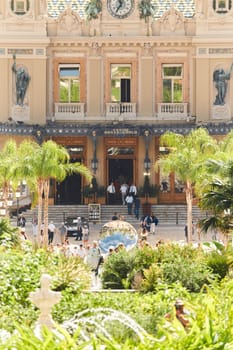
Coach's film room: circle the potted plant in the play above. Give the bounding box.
[139,176,159,214]
[96,186,106,204]
[83,178,106,204]
[83,185,94,204]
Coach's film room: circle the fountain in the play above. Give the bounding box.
[28,274,153,345]
[62,307,153,343]
[99,220,138,253]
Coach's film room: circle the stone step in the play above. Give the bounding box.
[21,204,206,227]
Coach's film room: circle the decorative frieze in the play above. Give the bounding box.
[197,47,233,56]
[8,49,33,55]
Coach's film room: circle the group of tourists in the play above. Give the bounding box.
[106,181,138,206]
[140,214,159,234]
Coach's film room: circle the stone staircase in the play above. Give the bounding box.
[22,204,207,226]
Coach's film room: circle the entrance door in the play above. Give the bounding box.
[108,159,133,204]
[56,159,82,204]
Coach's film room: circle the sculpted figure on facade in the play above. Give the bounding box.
[85,0,102,21]
[213,63,233,106]
[12,55,30,106]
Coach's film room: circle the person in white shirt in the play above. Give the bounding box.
[48,221,56,245]
[129,183,137,198]
[125,193,134,215]
[76,244,86,259]
[107,181,116,204]
[120,183,129,205]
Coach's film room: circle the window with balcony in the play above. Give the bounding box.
[111,65,131,102]
[162,64,183,103]
[59,64,80,103]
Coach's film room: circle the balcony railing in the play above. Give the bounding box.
[106,102,136,119]
[54,103,85,120]
[157,103,188,120]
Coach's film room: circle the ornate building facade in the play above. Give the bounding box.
[0,0,233,205]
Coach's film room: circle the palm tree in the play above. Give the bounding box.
[199,150,233,240]
[155,128,217,243]
[0,140,19,217]
[198,130,233,239]
[18,140,92,247]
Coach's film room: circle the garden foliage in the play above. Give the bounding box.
[1,224,233,348]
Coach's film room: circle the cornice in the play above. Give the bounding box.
[1,121,233,141]
[49,37,193,48]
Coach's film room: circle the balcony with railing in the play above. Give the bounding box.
[106,102,136,119]
[54,103,85,121]
[157,103,188,120]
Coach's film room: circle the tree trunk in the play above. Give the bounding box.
[185,180,193,244]
[43,179,50,248]
[37,181,44,246]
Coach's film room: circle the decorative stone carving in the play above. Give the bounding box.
[6,0,34,19]
[57,5,83,35]
[212,105,231,120]
[29,274,61,329]
[159,5,185,35]
[195,0,204,18]
[142,42,152,56]
[39,0,48,17]
[88,17,101,36]
[11,105,30,122]
[90,42,101,55]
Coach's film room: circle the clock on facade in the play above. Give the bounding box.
[107,0,135,19]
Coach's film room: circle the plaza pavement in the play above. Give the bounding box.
[14,219,224,248]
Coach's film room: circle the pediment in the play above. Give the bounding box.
[57,5,83,35]
[159,5,185,34]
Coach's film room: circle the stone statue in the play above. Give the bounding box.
[213,64,233,106]
[12,54,30,106]
[85,0,102,20]
[29,274,61,329]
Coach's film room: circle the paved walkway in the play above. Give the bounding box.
[14,219,224,248]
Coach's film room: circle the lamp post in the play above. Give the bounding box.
[144,130,151,175]
[91,130,98,174]
[16,190,21,224]
[144,157,151,175]
[91,158,98,174]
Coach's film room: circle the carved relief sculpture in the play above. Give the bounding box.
[158,5,185,35]
[57,5,82,35]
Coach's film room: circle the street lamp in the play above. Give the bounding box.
[91,158,98,173]
[144,130,151,175]
[91,130,98,174]
[144,157,151,175]
[16,190,21,224]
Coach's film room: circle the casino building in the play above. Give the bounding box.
[0,0,233,205]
